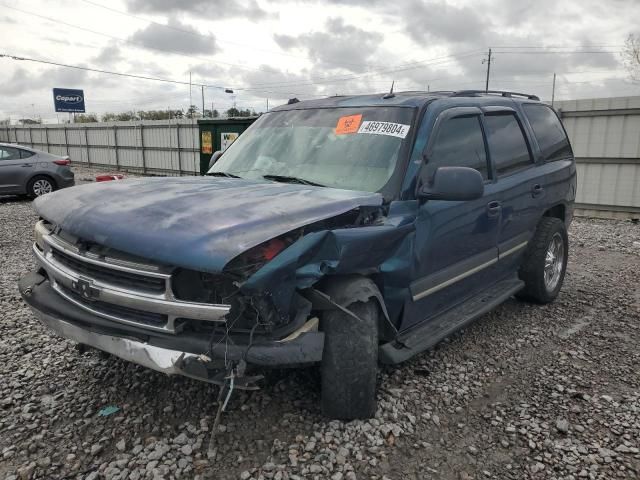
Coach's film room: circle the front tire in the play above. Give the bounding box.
[27,175,56,198]
[517,217,568,303]
[320,300,379,420]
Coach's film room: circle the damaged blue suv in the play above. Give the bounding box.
[20,90,576,420]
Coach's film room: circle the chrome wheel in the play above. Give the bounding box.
[544,232,564,292]
[32,179,53,196]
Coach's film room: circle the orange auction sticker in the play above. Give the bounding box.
[335,114,362,135]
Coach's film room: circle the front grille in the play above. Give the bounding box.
[58,283,168,327]
[33,221,231,334]
[51,248,166,294]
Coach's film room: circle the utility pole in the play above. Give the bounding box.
[266,98,269,111]
[484,48,492,92]
[201,85,205,118]
[551,73,557,107]
[189,72,192,114]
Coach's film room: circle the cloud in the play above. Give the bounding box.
[93,45,125,64]
[403,0,487,45]
[126,0,270,21]
[129,17,218,55]
[2,67,90,96]
[237,64,319,100]
[274,17,384,73]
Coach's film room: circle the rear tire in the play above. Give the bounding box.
[517,217,568,303]
[320,300,379,420]
[27,175,56,198]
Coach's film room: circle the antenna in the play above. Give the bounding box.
[383,80,395,99]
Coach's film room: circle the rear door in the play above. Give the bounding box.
[0,146,31,194]
[482,107,540,272]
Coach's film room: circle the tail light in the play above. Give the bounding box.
[53,158,70,166]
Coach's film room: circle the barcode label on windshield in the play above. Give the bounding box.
[358,121,410,138]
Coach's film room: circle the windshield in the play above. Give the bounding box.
[209,107,415,192]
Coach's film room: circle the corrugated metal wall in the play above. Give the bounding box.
[555,96,640,218]
[2,99,639,217]
[0,120,200,175]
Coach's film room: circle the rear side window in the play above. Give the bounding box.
[484,113,532,176]
[19,149,35,159]
[0,147,20,160]
[523,104,572,161]
[429,115,489,179]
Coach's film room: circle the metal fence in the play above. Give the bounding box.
[0,120,200,175]
[2,97,639,218]
[556,96,640,219]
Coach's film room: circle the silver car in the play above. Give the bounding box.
[0,143,75,197]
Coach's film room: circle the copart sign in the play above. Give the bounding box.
[53,88,86,113]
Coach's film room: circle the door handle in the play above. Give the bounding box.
[532,184,544,197]
[21,164,34,168]
[487,200,502,217]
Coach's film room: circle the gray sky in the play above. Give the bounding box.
[1,0,639,122]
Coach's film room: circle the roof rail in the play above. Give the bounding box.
[451,90,540,101]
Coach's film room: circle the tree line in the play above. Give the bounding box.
[76,105,258,123]
[13,105,258,124]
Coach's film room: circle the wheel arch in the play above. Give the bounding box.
[316,274,396,342]
[26,173,57,191]
[542,203,566,223]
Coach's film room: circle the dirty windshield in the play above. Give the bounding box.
[209,107,415,192]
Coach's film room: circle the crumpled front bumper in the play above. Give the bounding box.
[19,271,324,384]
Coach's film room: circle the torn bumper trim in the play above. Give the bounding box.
[35,308,200,377]
[20,272,325,382]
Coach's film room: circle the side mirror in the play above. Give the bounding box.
[419,166,484,201]
[208,151,223,169]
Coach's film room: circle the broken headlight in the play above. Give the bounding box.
[223,234,299,279]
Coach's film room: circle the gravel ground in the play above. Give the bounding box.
[1,166,639,480]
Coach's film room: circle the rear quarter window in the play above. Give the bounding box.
[19,149,35,159]
[523,104,572,162]
[0,147,20,160]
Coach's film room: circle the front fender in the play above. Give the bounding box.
[239,201,419,329]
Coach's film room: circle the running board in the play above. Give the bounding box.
[379,276,524,364]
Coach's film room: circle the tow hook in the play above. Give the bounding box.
[18,271,46,299]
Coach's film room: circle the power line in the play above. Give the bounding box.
[0,53,318,98]
[238,51,486,89]
[492,44,624,49]
[7,2,624,93]
[493,50,622,55]
[228,47,621,90]
[1,53,214,87]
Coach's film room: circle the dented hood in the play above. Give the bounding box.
[34,176,383,272]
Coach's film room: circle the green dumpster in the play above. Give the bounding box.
[197,117,257,175]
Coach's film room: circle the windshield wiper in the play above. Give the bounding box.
[206,171,243,179]
[262,174,325,187]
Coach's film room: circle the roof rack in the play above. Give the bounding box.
[451,90,540,101]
